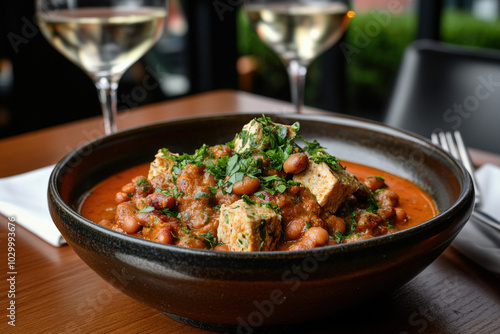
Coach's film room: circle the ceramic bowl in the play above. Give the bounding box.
[48,113,474,332]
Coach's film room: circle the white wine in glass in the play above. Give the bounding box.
[244,1,354,113]
[37,1,168,134]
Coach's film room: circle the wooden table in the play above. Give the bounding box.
[1,90,499,334]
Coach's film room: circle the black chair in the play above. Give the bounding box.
[384,40,500,154]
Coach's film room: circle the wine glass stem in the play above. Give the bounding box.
[287,60,308,114]
[95,76,119,134]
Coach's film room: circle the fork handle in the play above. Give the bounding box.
[471,209,500,232]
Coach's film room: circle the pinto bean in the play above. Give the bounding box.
[121,182,136,194]
[285,219,307,241]
[257,190,273,202]
[203,172,217,188]
[305,227,329,246]
[375,189,399,207]
[146,192,175,209]
[325,215,346,235]
[136,211,177,227]
[394,207,407,224]
[132,176,151,196]
[364,176,386,192]
[210,144,232,158]
[357,212,383,233]
[283,153,308,174]
[152,225,174,244]
[135,211,161,227]
[115,202,141,234]
[232,176,261,195]
[377,207,395,220]
[288,227,329,250]
[115,191,131,204]
[286,185,301,196]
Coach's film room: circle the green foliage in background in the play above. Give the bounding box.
[343,11,416,115]
[441,10,500,49]
[237,9,417,117]
[344,9,500,116]
[237,9,500,118]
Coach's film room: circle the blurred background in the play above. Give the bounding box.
[1,0,500,138]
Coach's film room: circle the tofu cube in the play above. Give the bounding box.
[233,119,297,154]
[218,199,282,252]
[148,149,179,188]
[293,159,360,213]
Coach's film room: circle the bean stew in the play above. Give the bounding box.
[80,116,438,252]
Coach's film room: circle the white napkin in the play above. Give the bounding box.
[0,165,65,247]
[452,164,500,275]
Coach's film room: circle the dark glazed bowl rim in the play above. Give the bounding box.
[48,112,473,261]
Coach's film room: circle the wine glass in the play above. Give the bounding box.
[244,0,354,114]
[37,0,168,134]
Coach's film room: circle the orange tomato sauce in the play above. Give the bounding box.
[343,161,438,229]
[80,164,150,224]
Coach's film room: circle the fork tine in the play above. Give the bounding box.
[431,132,439,146]
[432,131,499,230]
[431,130,481,205]
[438,132,450,153]
[452,131,481,204]
[445,132,460,160]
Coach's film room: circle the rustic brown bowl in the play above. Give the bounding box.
[48,113,473,332]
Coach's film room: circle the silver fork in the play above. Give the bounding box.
[431,131,500,232]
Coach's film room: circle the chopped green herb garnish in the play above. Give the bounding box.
[199,231,219,249]
[334,231,344,243]
[386,220,395,229]
[139,205,155,213]
[162,207,178,217]
[259,220,267,250]
[194,192,210,199]
[137,178,148,186]
[368,175,385,181]
[204,215,212,225]
[241,194,256,205]
[366,191,380,213]
[349,211,358,233]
